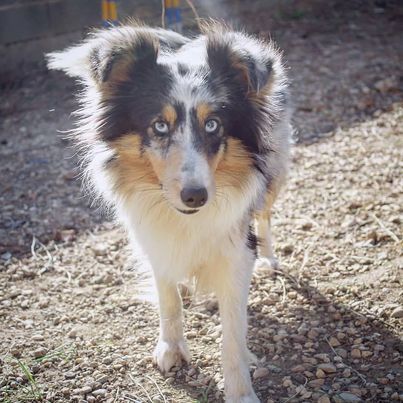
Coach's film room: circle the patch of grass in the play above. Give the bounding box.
[34,343,76,364]
[197,381,214,403]
[1,344,76,402]
[0,360,43,402]
[17,360,42,401]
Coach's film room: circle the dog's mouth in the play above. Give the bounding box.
[176,208,199,215]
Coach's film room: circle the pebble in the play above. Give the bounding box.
[329,336,341,347]
[102,357,113,365]
[33,347,47,358]
[390,306,403,318]
[68,329,78,338]
[316,369,326,378]
[93,244,108,256]
[336,391,361,402]
[318,363,337,373]
[351,349,362,358]
[318,396,331,403]
[81,385,92,394]
[291,364,305,373]
[92,388,107,397]
[64,372,76,379]
[308,378,325,388]
[253,367,270,379]
[96,375,109,384]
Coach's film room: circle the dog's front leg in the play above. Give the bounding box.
[215,254,259,403]
[153,278,190,373]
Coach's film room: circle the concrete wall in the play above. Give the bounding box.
[0,0,164,77]
[0,0,101,45]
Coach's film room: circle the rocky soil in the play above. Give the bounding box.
[1,1,402,402]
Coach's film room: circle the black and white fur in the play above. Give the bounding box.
[47,21,291,402]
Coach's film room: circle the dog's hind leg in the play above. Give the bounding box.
[254,191,280,272]
[153,279,190,373]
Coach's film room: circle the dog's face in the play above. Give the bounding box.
[48,26,279,215]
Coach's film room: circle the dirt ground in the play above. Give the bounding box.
[0,1,402,402]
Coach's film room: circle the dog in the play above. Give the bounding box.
[47,21,291,402]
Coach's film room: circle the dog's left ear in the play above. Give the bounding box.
[207,34,273,94]
[46,27,159,86]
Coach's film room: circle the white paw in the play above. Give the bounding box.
[254,257,279,274]
[153,338,190,373]
[226,391,260,403]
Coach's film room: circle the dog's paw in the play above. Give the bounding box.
[153,338,190,373]
[226,392,260,403]
[254,257,279,275]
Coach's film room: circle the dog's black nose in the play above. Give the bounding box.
[180,187,208,208]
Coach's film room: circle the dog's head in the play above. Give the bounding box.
[48,24,286,215]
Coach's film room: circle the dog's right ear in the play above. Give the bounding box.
[46,28,159,85]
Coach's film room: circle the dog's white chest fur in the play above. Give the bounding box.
[120,177,260,284]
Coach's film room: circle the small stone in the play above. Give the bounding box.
[291,364,305,373]
[283,378,293,387]
[64,372,76,379]
[68,329,78,338]
[1,251,12,260]
[391,307,403,318]
[337,332,346,341]
[33,348,47,358]
[318,396,331,403]
[102,357,113,365]
[93,244,108,256]
[39,298,49,308]
[316,369,326,378]
[81,385,92,394]
[336,348,348,359]
[96,375,109,384]
[308,329,319,339]
[11,347,22,358]
[337,391,361,402]
[318,363,337,373]
[253,367,269,379]
[282,244,294,255]
[308,378,325,388]
[329,336,341,347]
[92,389,107,397]
[374,77,398,93]
[20,300,30,309]
[342,368,351,377]
[351,349,361,358]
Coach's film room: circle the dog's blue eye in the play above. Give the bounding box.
[205,119,219,133]
[154,121,169,134]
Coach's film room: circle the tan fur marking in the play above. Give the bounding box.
[196,103,213,126]
[215,138,252,189]
[109,134,159,198]
[162,104,177,127]
[100,56,135,94]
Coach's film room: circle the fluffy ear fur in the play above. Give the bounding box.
[206,31,274,94]
[47,28,160,85]
[46,25,189,85]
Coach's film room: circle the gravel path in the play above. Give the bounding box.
[1,1,402,402]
